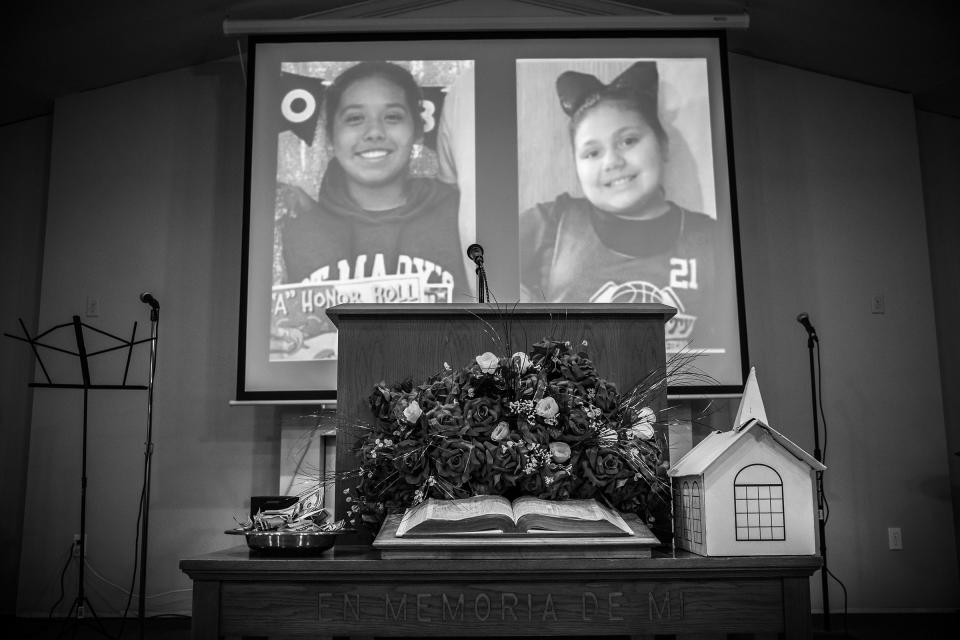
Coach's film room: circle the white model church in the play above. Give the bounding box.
[669,368,826,556]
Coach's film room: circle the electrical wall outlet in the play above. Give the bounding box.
[72,533,87,557]
[85,296,100,317]
[871,294,885,314]
[888,526,903,550]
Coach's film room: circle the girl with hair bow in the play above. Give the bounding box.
[520,60,731,353]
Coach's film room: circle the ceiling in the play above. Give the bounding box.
[2,0,958,127]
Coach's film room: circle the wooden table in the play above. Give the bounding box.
[180,546,819,639]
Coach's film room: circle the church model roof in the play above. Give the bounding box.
[668,367,826,477]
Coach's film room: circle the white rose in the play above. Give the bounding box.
[637,406,656,425]
[491,421,511,441]
[535,396,559,419]
[512,351,532,373]
[403,400,422,424]
[550,442,571,463]
[629,407,657,440]
[475,351,500,374]
[630,421,656,441]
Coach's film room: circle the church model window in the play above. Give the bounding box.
[690,481,702,544]
[677,480,703,544]
[734,464,785,541]
[673,483,683,540]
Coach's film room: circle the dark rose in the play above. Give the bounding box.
[571,478,600,499]
[530,339,563,367]
[426,402,463,435]
[380,483,418,512]
[560,353,597,385]
[517,373,541,400]
[519,469,546,496]
[392,445,429,485]
[463,396,503,436]
[356,458,391,493]
[354,451,415,529]
[519,421,549,445]
[432,438,475,485]
[541,466,574,500]
[368,384,394,421]
[467,441,499,493]
[579,447,629,489]
[605,480,650,514]
[593,381,620,417]
[597,449,630,482]
[428,379,451,401]
[561,407,592,442]
[491,442,524,489]
[356,441,382,468]
[551,380,584,410]
[416,385,442,415]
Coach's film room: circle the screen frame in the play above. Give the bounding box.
[235,26,749,402]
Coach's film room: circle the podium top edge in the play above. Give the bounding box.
[326,303,677,326]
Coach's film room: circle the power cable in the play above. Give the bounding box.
[48,542,75,619]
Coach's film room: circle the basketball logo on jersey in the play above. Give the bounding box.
[589,280,696,349]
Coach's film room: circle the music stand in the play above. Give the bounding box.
[6,315,151,637]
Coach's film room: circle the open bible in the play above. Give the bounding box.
[395,495,634,537]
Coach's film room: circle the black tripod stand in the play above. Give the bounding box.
[7,314,151,636]
[62,385,115,636]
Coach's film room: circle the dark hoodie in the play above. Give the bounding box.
[281,160,469,303]
[520,193,735,353]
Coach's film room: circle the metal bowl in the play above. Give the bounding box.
[244,530,348,554]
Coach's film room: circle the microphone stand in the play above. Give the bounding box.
[805,331,831,631]
[475,262,490,304]
[466,244,491,304]
[137,303,159,639]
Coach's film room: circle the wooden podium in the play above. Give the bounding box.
[326,302,676,545]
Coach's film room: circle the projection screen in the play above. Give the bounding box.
[237,30,747,401]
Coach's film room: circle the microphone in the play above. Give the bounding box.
[466,243,484,267]
[139,292,160,310]
[796,312,818,341]
[466,244,491,303]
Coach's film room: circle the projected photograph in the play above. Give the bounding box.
[517,58,739,360]
[239,35,744,399]
[267,59,475,362]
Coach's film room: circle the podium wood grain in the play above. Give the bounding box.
[327,303,676,545]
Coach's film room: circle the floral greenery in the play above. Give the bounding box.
[346,339,669,529]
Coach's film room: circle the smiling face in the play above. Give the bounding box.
[573,100,666,219]
[330,75,418,205]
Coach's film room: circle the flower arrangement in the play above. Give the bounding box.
[347,339,669,529]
